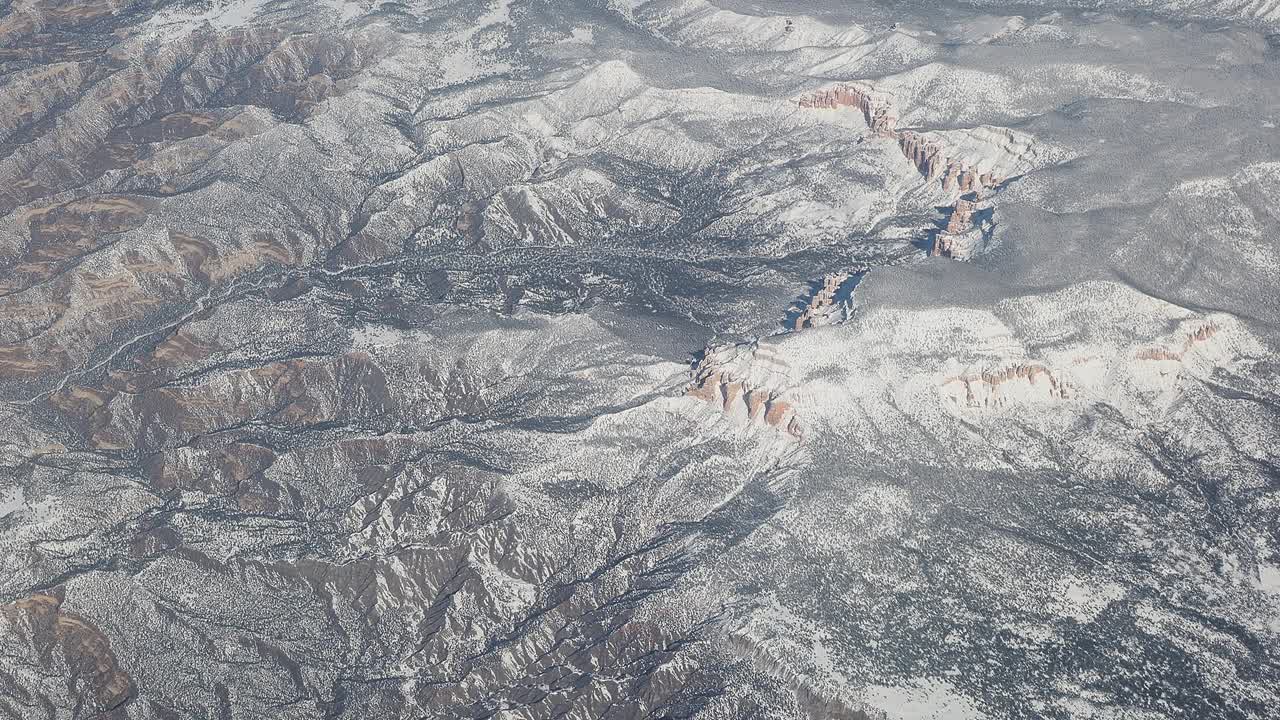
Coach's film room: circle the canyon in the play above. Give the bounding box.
[797,83,1009,260]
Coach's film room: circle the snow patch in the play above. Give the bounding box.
[144,0,267,40]
[860,680,982,720]
[0,485,24,518]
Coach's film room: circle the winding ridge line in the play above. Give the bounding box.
[798,83,1006,260]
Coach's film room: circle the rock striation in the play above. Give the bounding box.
[2,590,134,715]
[2,3,1278,719]
[797,85,1008,199]
[798,83,1012,259]
[931,311,1246,419]
[896,130,1002,195]
[941,363,1068,408]
[931,197,993,260]
[687,343,803,439]
[790,272,852,331]
[797,84,896,137]
[1135,323,1218,362]
[944,198,978,236]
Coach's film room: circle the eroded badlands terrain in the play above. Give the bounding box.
[1,0,1280,718]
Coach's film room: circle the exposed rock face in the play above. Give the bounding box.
[931,197,991,260]
[896,131,1003,196]
[931,309,1249,420]
[1136,323,1219,362]
[799,85,1035,260]
[791,272,852,330]
[797,85,896,137]
[1,590,134,716]
[797,86,1008,203]
[941,363,1068,408]
[687,343,803,439]
[944,198,977,235]
[0,15,374,390]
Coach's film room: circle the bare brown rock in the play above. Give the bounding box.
[686,369,721,402]
[1136,323,1219,361]
[791,272,851,330]
[931,198,988,259]
[0,195,151,295]
[2,590,135,716]
[945,198,977,235]
[798,84,896,137]
[686,346,803,439]
[943,363,1068,408]
[764,399,792,426]
[47,351,393,454]
[800,83,1010,260]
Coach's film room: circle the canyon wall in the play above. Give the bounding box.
[687,343,803,440]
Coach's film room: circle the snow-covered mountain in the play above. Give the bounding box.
[1,1,1279,718]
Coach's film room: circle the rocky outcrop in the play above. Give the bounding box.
[897,131,1002,195]
[798,85,1005,199]
[944,198,977,235]
[1136,323,1218,362]
[797,84,896,137]
[687,343,803,439]
[2,590,135,716]
[941,363,1068,408]
[799,84,1012,258]
[791,272,852,330]
[931,197,991,260]
[931,310,1251,418]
